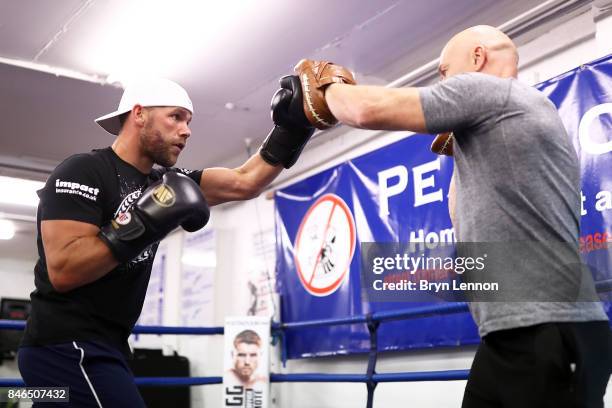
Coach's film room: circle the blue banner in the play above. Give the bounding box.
[535,55,612,281]
[275,55,612,359]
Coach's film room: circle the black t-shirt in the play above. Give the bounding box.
[21,147,202,356]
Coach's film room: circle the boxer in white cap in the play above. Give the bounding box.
[18,76,315,407]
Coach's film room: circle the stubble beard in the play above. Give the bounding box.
[141,121,177,168]
[237,366,253,380]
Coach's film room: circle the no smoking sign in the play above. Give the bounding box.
[294,194,356,296]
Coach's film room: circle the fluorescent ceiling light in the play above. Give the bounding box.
[0,176,45,207]
[0,219,15,240]
[77,1,257,82]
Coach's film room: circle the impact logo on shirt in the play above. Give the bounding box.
[55,179,100,202]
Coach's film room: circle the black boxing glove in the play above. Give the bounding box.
[99,172,210,263]
[259,75,315,168]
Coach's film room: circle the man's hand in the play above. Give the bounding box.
[99,172,210,263]
[293,59,356,129]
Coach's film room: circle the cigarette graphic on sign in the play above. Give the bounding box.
[294,194,356,296]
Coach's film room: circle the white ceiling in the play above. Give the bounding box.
[0,0,576,263]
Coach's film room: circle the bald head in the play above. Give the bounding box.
[438,25,518,80]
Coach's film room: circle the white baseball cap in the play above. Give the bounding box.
[95,77,194,135]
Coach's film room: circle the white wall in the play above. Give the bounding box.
[0,259,36,300]
[158,7,612,408]
[185,196,281,407]
[129,196,280,407]
[0,258,36,382]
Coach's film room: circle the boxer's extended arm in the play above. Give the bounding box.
[43,220,118,293]
[201,78,316,206]
[325,84,428,133]
[200,154,282,206]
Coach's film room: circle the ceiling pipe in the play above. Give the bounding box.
[0,155,56,176]
[383,0,593,89]
[0,56,108,86]
[0,212,37,223]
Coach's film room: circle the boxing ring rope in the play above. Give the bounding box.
[0,371,471,387]
[1,279,610,407]
[0,302,473,407]
[0,301,471,338]
[277,301,470,329]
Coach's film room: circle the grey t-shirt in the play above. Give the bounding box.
[419,72,607,336]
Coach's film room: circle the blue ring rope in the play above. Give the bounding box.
[1,303,468,333]
[0,370,470,388]
[1,280,608,401]
[3,281,610,332]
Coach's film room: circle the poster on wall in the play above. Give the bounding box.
[223,316,270,408]
[181,229,216,326]
[246,228,277,318]
[138,247,166,326]
[131,246,167,346]
[275,54,612,359]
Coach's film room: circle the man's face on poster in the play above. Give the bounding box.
[233,342,260,380]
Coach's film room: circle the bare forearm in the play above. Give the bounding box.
[240,154,283,192]
[325,84,427,132]
[48,236,118,292]
[201,154,282,206]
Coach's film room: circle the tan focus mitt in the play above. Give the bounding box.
[430,132,454,156]
[293,59,356,129]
